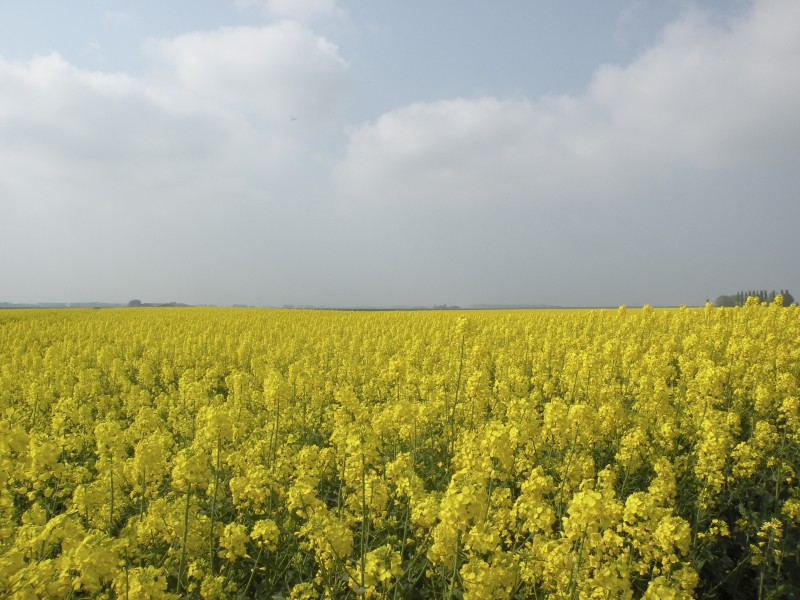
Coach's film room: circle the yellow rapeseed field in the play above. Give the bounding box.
[1,299,798,598]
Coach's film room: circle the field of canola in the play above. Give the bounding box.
[1,301,799,599]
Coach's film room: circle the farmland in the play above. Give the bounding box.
[1,301,798,598]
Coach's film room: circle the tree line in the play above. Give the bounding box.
[714,289,795,307]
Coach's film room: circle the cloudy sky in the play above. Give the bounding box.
[1,0,798,307]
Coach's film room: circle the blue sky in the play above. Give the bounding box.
[1,0,797,307]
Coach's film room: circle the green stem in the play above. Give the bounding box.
[271,392,281,470]
[243,545,265,597]
[450,333,466,465]
[177,484,192,594]
[360,443,368,590]
[758,532,774,600]
[210,436,221,573]
[109,455,115,535]
[555,427,580,523]
[392,504,410,600]
[567,529,588,600]
[123,548,130,600]
[139,468,146,522]
[448,533,461,600]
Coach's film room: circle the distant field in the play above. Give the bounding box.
[1,303,798,598]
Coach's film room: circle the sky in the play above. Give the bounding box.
[1,0,798,308]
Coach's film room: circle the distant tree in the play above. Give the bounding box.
[128,299,142,307]
[723,290,795,307]
[714,295,738,307]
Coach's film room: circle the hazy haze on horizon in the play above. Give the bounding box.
[1,0,798,308]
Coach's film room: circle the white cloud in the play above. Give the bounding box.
[335,0,800,206]
[147,23,350,121]
[234,0,343,22]
[0,53,237,204]
[0,22,352,303]
[2,1,798,306]
[0,22,351,206]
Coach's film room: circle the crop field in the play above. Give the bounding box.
[1,301,799,599]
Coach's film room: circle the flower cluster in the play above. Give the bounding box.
[0,299,798,597]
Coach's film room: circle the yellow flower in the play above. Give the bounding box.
[171,449,210,492]
[218,522,250,561]
[112,566,177,600]
[250,518,280,551]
